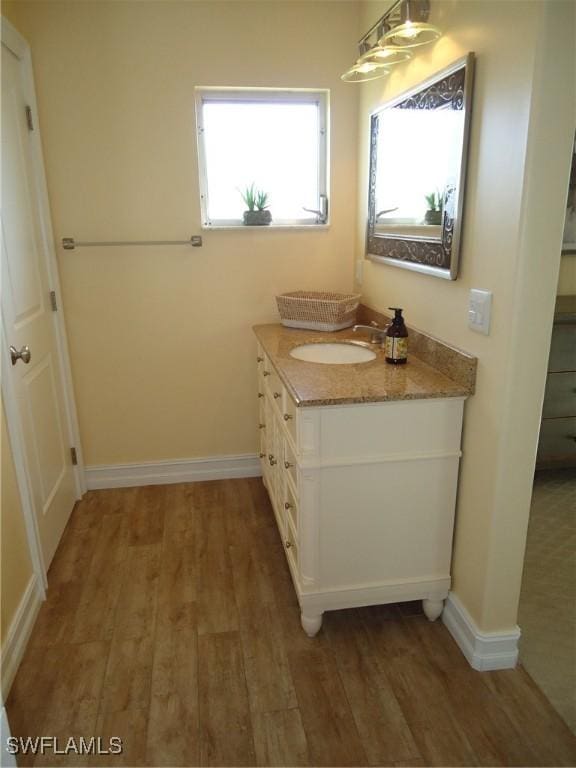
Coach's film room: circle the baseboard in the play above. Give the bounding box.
[1,575,42,698]
[443,592,520,671]
[85,453,262,490]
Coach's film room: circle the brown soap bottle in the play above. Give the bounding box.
[385,308,408,365]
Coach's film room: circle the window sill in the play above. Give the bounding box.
[201,223,331,232]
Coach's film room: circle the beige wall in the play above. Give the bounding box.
[3,0,360,466]
[357,1,575,631]
[1,403,33,648]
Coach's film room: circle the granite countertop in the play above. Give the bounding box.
[254,323,476,407]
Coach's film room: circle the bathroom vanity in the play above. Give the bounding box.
[254,321,476,636]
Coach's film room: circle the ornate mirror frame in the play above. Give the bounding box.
[366,53,475,280]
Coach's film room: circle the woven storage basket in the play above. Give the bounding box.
[276,291,361,332]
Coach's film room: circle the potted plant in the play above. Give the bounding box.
[424,190,443,225]
[241,183,272,225]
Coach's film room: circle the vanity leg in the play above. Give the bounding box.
[422,598,444,622]
[301,611,323,637]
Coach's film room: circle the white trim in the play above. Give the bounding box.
[298,449,462,470]
[1,17,84,594]
[0,16,25,57]
[442,592,520,671]
[200,224,330,231]
[194,86,329,228]
[1,575,43,698]
[1,18,86,498]
[85,453,262,490]
[1,332,47,591]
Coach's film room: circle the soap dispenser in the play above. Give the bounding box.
[385,308,408,365]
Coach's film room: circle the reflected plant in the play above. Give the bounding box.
[425,190,443,211]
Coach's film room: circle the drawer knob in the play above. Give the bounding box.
[263,371,271,377]
[259,452,265,459]
[284,461,294,469]
[284,502,293,510]
[273,392,281,399]
[269,454,277,466]
[258,423,265,430]
[283,414,293,421]
[257,356,264,363]
[258,392,264,399]
[285,540,292,549]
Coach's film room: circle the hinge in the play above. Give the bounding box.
[70,447,78,466]
[25,105,34,131]
[49,290,58,312]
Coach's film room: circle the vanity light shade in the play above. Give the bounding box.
[341,58,390,83]
[341,63,390,83]
[381,21,442,49]
[359,46,413,67]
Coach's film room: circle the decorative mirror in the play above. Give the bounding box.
[366,53,475,280]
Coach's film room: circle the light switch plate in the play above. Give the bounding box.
[468,289,492,335]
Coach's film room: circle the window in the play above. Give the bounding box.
[195,88,329,228]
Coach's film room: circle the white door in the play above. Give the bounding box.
[1,36,78,569]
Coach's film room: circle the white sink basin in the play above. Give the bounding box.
[289,342,377,365]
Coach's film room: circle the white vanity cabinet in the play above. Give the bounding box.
[256,343,465,637]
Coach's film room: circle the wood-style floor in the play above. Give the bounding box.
[6,479,576,767]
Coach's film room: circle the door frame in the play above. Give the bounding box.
[1,17,85,589]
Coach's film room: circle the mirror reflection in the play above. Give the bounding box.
[367,54,474,280]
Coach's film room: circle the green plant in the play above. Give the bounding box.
[255,190,269,211]
[425,190,442,211]
[239,184,270,211]
[240,183,257,211]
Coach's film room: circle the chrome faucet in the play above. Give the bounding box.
[352,321,387,345]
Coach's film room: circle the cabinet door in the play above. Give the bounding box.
[542,371,576,418]
[549,324,576,372]
[538,417,576,463]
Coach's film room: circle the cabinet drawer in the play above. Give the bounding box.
[258,423,267,462]
[284,518,298,571]
[549,324,576,372]
[282,393,298,444]
[542,372,576,418]
[538,417,576,461]
[318,398,464,460]
[263,357,283,399]
[284,481,298,532]
[268,377,283,406]
[258,391,266,422]
[283,439,298,490]
[256,345,265,383]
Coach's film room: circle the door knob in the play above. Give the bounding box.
[10,345,31,366]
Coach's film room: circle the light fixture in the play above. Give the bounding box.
[341,61,390,83]
[381,0,441,49]
[341,0,441,83]
[358,46,413,67]
[381,21,441,49]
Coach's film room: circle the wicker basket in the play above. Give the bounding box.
[276,291,361,332]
